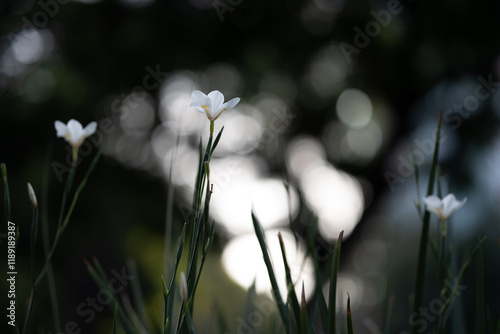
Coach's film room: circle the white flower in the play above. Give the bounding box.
[190,90,240,121]
[55,119,97,148]
[422,193,467,221]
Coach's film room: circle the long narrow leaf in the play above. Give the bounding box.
[300,282,309,334]
[278,232,301,330]
[251,211,289,329]
[328,231,344,334]
[210,127,224,156]
[346,295,354,334]
[412,111,443,334]
[113,304,119,334]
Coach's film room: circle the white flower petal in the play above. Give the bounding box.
[67,119,85,145]
[220,97,240,112]
[190,102,206,113]
[443,194,466,218]
[54,121,68,138]
[83,121,97,137]
[208,90,225,112]
[193,90,212,112]
[422,195,442,212]
[192,90,207,104]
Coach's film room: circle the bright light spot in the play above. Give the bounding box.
[11,29,53,64]
[251,179,299,229]
[222,230,315,299]
[287,136,326,180]
[114,135,151,168]
[210,159,298,235]
[301,163,364,240]
[336,89,373,128]
[150,124,177,161]
[212,109,263,156]
[345,120,383,159]
[0,48,26,77]
[161,142,199,187]
[159,72,205,135]
[120,95,155,135]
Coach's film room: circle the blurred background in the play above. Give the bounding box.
[1,0,500,332]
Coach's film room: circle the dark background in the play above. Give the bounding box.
[1,0,500,333]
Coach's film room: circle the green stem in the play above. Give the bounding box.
[411,111,442,334]
[24,152,100,334]
[58,161,77,230]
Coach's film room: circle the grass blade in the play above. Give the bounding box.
[346,294,354,334]
[300,282,309,334]
[113,303,119,334]
[412,111,443,334]
[210,126,224,156]
[60,150,101,231]
[278,232,301,331]
[251,211,289,329]
[162,275,169,331]
[328,231,344,334]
